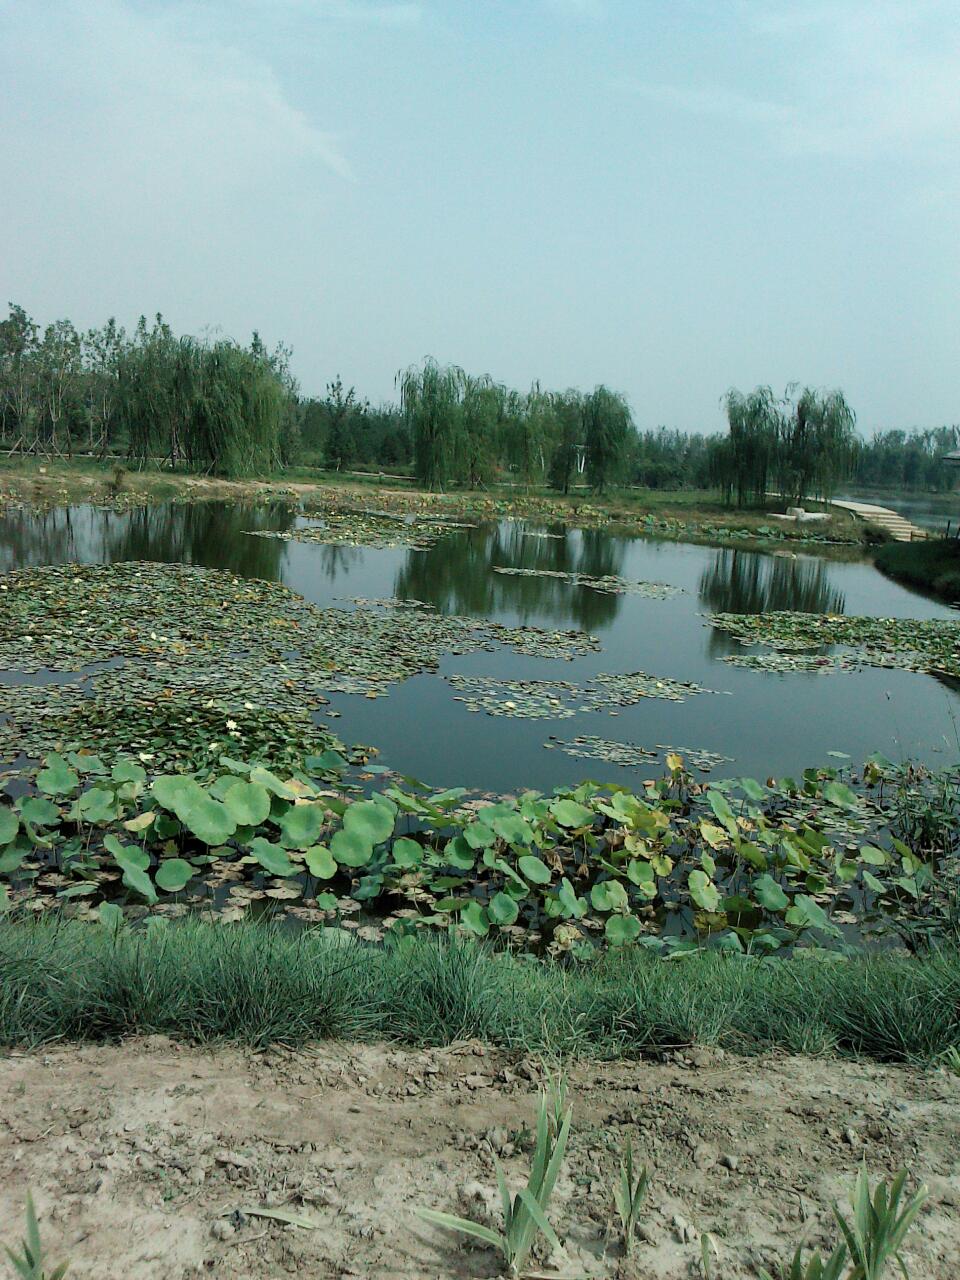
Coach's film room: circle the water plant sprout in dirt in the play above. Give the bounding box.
[0,1026,951,1279]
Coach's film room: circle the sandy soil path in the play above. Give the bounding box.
[2,1041,959,1278]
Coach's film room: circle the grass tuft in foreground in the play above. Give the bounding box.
[3,918,960,1061]
[3,1192,68,1280]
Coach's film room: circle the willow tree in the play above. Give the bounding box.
[719,386,781,506]
[460,373,504,487]
[118,322,286,476]
[777,385,856,504]
[583,385,632,493]
[183,340,286,477]
[0,304,39,444]
[117,315,180,466]
[398,358,465,491]
[84,318,126,455]
[548,389,585,494]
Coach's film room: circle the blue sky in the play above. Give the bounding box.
[1,0,957,430]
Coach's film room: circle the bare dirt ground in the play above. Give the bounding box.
[1,1042,958,1279]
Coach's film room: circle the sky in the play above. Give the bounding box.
[1,0,958,432]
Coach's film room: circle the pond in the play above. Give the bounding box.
[1,499,958,793]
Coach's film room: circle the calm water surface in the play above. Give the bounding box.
[2,501,958,792]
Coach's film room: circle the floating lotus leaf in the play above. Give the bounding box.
[488,891,520,925]
[605,915,642,945]
[752,874,789,912]
[223,781,272,827]
[518,854,551,885]
[279,803,325,850]
[390,837,423,869]
[153,777,236,846]
[459,901,489,935]
[0,810,19,845]
[36,755,79,796]
[549,798,595,829]
[591,880,629,912]
[76,787,117,824]
[688,869,721,912]
[248,837,296,878]
[483,809,533,846]
[330,827,374,868]
[343,800,394,845]
[155,859,194,893]
[20,797,60,827]
[305,845,337,879]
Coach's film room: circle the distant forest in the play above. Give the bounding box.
[1,304,957,496]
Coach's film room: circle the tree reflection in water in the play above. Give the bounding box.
[393,521,629,631]
[0,501,293,581]
[700,548,846,658]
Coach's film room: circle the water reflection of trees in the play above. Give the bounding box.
[0,502,293,581]
[306,543,365,584]
[700,549,846,659]
[0,506,82,572]
[393,521,628,630]
[699,549,846,615]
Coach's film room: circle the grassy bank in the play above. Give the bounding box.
[875,537,960,603]
[2,918,959,1061]
[0,457,872,549]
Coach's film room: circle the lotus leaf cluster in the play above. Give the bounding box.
[710,611,960,677]
[492,565,680,598]
[446,670,717,719]
[0,563,602,768]
[1,747,949,957]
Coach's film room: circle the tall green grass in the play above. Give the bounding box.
[2,918,960,1059]
[875,538,960,603]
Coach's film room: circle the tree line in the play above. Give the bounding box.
[2,304,956,496]
[0,305,298,477]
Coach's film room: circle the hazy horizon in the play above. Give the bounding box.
[2,0,958,432]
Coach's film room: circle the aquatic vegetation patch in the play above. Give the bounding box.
[0,564,602,767]
[445,670,717,719]
[244,498,478,550]
[0,751,948,957]
[245,511,443,550]
[493,566,680,598]
[721,652,857,674]
[710,611,960,677]
[658,745,734,772]
[545,736,733,773]
[592,670,720,705]
[447,676,590,719]
[0,562,351,771]
[545,735,659,766]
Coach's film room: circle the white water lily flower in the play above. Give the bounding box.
[226,719,239,730]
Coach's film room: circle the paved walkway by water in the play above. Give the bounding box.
[829,497,929,542]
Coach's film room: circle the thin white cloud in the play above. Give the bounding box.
[542,0,604,20]
[622,0,960,161]
[0,0,353,186]
[213,0,423,26]
[622,83,794,130]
